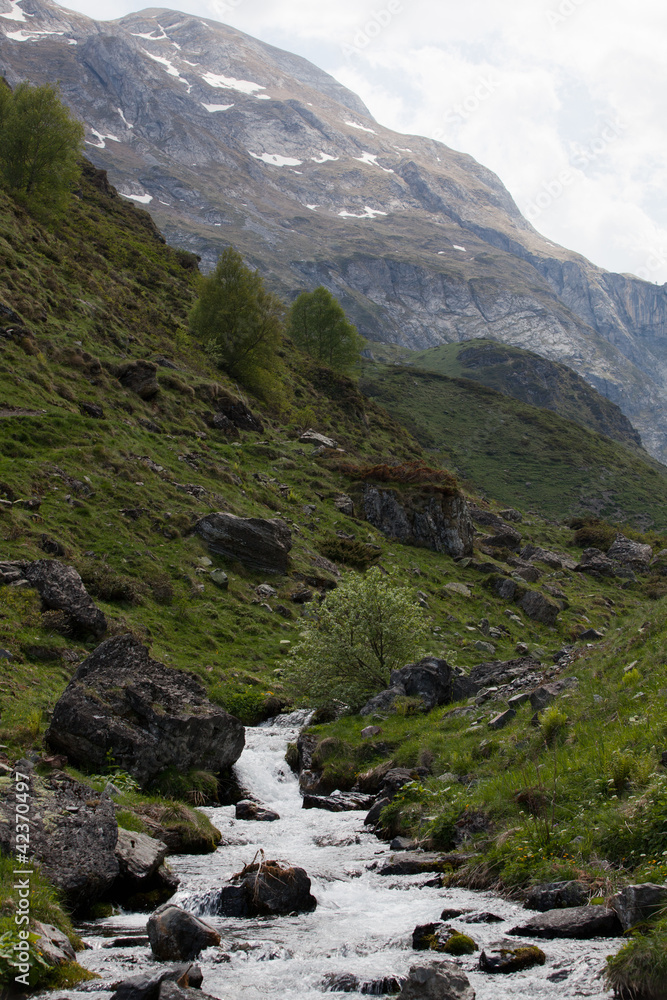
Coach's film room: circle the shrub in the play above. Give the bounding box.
[604,920,667,1000]
[287,286,365,373]
[286,566,431,710]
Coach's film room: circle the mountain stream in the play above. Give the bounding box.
[66,712,614,999]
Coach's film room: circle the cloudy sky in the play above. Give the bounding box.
[59,0,667,283]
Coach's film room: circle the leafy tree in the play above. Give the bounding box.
[0,81,84,215]
[286,566,430,710]
[189,246,285,396]
[287,286,365,373]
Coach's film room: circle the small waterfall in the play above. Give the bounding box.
[68,713,614,1000]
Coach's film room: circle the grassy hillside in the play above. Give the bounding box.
[1,159,667,996]
[360,362,667,529]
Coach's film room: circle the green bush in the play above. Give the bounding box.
[604,920,667,1000]
[287,286,365,374]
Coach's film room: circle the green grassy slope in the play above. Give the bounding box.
[360,362,667,529]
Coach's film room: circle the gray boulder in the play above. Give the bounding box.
[110,964,203,1000]
[607,535,653,572]
[610,883,667,931]
[479,940,546,973]
[206,861,317,917]
[361,658,476,716]
[524,881,588,911]
[46,634,245,788]
[517,590,560,626]
[33,922,76,967]
[215,397,263,433]
[195,512,292,574]
[509,905,622,938]
[0,765,118,912]
[147,904,220,960]
[363,486,473,559]
[576,548,633,579]
[520,545,577,571]
[159,985,214,1000]
[235,799,280,822]
[323,973,404,994]
[302,791,374,812]
[398,961,475,1000]
[112,829,179,911]
[0,559,106,638]
[480,524,522,551]
[300,429,337,448]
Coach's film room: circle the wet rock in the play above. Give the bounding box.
[209,860,317,917]
[412,923,477,954]
[610,882,667,931]
[607,535,652,572]
[398,960,475,1000]
[0,559,106,638]
[112,829,179,911]
[33,921,76,966]
[363,486,474,559]
[0,765,118,912]
[235,799,280,822]
[524,881,588,911]
[302,791,375,812]
[195,512,292,574]
[159,984,215,1000]
[322,973,404,994]
[46,634,245,788]
[461,912,504,924]
[509,905,622,938]
[364,797,390,827]
[147,904,220,960]
[300,429,337,448]
[117,360,160,399]
[391,836,417,851]
[378,852,470,876]
[479,942,546,973]
[110,963,203,1000]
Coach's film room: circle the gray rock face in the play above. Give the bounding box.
[363,487,473,558]
[46,634,245,787]
[195,512,292,574]
[575,547,633,579]
[509,905,622,939]
[0,765,118,912]
[4,1,667,462]
[607,535,653,571]
[610,883,667,931]
[147,904,220,960]
[0,559,106,638]
[517,590,560,626]
[302,791,374,812]
[399,961,475,1000]
[110,963,204,1000]
[33,922,76,967]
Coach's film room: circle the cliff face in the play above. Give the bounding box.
[2,0,667,461]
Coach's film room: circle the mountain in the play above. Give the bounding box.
[366,338,644,452]
[2,0,667,466]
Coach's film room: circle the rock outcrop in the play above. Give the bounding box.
[111,829,179,911]
[360,657,476,716]
[398,961,475,1000]
[46,634,245,787]
[0,559,106,638]
[363,486,473,559]
[195,513,292,574]
[0,764,118,912]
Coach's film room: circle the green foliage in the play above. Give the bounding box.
[540,706,568,745]
[571,517,617,551]
[286,566,430,710]
[151,767,219,805]
[604,919,667,1000]
[317,534,380,570]
[0,81,84,218]
[288,286,365,373]
[189,246,285,397]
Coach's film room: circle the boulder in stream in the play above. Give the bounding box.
[322,972,404,994]
[479,941,546,974]
[509,904,622,939]
[398,960,475,1000]
[110,963,203,1000]
[302,791,375,812]
[147,904,220,961]
[208,858,317,917]
[235,799,280,822]
[46,634,245,788]
[111,828,179,911]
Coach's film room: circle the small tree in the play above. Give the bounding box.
[0,80,84,215]
[189,246,285,396]
[286,566,431,711]
[287,286,365,373]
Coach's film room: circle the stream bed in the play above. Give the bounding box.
[65,712,614,999]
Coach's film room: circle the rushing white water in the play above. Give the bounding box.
[69,712,615,999]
